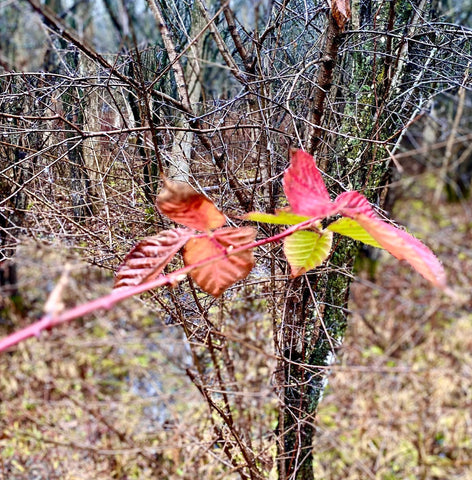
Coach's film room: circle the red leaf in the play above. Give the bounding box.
[335,192,447,288]
[334,190,376,218]
[156,179,226,231]
[356,214,446,288]
[114,228,191,289]
[183,227,256,297]
[283,150,337,218]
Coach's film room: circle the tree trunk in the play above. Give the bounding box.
[278,0,435,477]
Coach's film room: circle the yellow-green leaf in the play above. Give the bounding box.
[284,230,333,277]
[327,217,383,248]
[245,210,311,225]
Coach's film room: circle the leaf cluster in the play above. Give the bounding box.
[115,149,447,297]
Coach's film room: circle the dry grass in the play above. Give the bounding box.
[1,173,471,479]
[0,243,277,479]
[314,179,472,479]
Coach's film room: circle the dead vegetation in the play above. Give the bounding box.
[1,162,471,480]
[1,1,472,478]
[313,182,472,480]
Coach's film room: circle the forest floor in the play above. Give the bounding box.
[313,174,472,479]
[1,171,471,479]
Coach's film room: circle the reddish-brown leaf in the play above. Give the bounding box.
[114,228,191,289]
[283,150,338,219]
[156,179,226,231]
[183,227,256,297]
[332,0,351,30]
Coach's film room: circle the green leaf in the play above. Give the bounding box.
[327,217,383,248]
[284,229,333,277]
[245,210,311,225]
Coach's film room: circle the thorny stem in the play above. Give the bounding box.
[0,217,322,353]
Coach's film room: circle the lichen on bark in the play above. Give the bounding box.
[279,0,434,477]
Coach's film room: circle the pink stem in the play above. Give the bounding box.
[0,218,320,353]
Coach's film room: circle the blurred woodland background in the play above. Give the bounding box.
[0,0,471,479]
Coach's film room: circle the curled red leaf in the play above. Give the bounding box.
[183,227,256,297]
[114,228,191,289]
[156,179,226,231]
